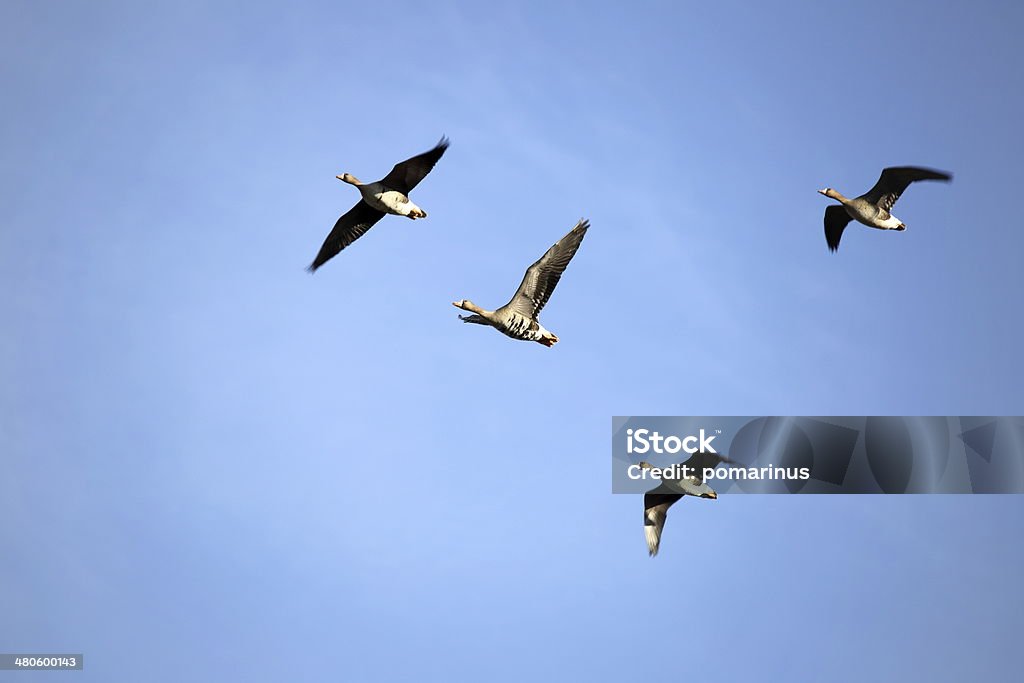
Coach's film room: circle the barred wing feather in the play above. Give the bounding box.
[506,219,589,319]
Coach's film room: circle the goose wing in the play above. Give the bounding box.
[506,219,589,319]
[644,485,683,557]
[862,166,952,213]
[308,201,386,272]
[379,136,450,195]
[824,205,853,252]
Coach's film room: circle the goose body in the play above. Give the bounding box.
[308,137,448,272]
[818,166,952,252]
[453,219,589,347]
[640,451,734,557]
[343,178,427,218]
[460,308,558,345]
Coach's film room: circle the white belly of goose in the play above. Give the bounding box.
[847,203,903,230]
[876,213,904,230]
[359,183,426,218]
[857,210,903,230]
[666,476,717,498]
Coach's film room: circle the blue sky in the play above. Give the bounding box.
[2,1,1023,680]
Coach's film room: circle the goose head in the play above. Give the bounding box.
[337,173,362,185]
[818,188,843,200]
[452,300,484,314]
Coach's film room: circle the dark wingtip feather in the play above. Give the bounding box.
[886,165,954,183]
[917,167,953,182]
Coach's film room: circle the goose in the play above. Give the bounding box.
[640,451,735,557]
[308,137,449,272]
[452,219,589,347]
[818,166,952,252]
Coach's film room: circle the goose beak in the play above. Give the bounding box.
[336,175,345,181]
[817,189,828,195]
[451,302,460,308]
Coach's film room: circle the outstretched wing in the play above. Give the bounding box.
[506,219,589,319]
[863,166,952,213]
[643,486,683,557]
[824,205,853,252]
[379,137,450,195]
[308,201,386,272]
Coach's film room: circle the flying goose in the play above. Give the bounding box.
[818,166,952,252]
[453,219,589,347]
[640,451,734,557]
[308,137,449,272]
